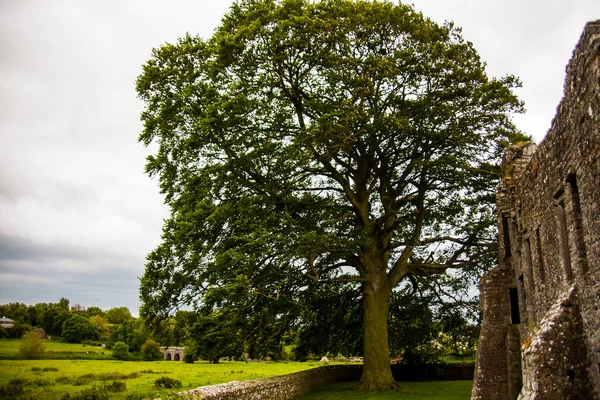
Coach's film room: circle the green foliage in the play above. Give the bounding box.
[0,299,77,336]
[73,375,95,386]
[85,307,105,318]
[61,314,96,343]
[137,0,523,389]
[30,366,58,371]
[152,376,182,389]
[42,306,70,336]
[105,307,133,325]
[295,282,363,360]
[141,339,162,361]
[6,323,31,339]
[103,380,126,392]
[61,385,109,400]
[18,331,45,359]
[88,316,110,342]
[32,378,54,386]
[108,318,148,352]
[0,381,25,398]
[111,341,129,361]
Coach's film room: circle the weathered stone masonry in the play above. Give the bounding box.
[472,20,600,400]
[161,346,185,361]
[178,365,362,400]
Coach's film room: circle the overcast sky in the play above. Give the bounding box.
[1,0,599,315]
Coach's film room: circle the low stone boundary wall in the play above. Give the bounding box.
[177,362,474,399]
[178,365,362,400]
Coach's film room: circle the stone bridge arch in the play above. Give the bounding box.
[161,347,185,361]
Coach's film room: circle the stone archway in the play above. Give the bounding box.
[161,347,185,361]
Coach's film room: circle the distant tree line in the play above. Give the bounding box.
[0,299,173,358]
[1,293,480,364]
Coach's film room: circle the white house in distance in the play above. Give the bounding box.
[0,317,14,329]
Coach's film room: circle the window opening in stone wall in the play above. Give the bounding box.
[535,227,546,283]
[509,288,521,324]
[523,239,534,292]
[555,190,573,281]
[502,214,512,258]
[567,174,588,273]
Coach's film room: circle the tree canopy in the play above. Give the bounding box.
[61,314,96,343]
[137,0,524,390]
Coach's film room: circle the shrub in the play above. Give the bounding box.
[56,377,73,384]
[184,354,194,364]
[19,331,46,359]
[0,382,25,398]
[74,375,95,386]
[61,385,109,400]
[153,376,182,389]
[111,341,129,360]
[9,378,31,385]
[141,339,162,361]
[33,366,59,372]
[32,379,54,387]
[103,381,126,392]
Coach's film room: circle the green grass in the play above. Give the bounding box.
[0,339,110,360]
[0,359,331,399]
[298,381,473,400]
[0,340,472,399]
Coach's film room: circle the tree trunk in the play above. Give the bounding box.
[357,274,399,391]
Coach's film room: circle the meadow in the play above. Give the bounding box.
[0,339,109,360]
[0,358,327,399]
[0,340,472,399]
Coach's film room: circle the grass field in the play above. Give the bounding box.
[298,381,473,400]
[0,339,110,360]
[0,340,473,399]
[0,339,334,398]
[0,358,327,399]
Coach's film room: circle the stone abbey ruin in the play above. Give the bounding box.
[472,21,600,399]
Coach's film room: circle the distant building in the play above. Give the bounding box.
[33,327,46,338]
[0,317,14,329]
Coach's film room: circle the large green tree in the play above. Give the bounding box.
[61,314,96,343]
[137,0,523,390]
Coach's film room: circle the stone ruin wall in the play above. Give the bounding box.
[472,20,600,400]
